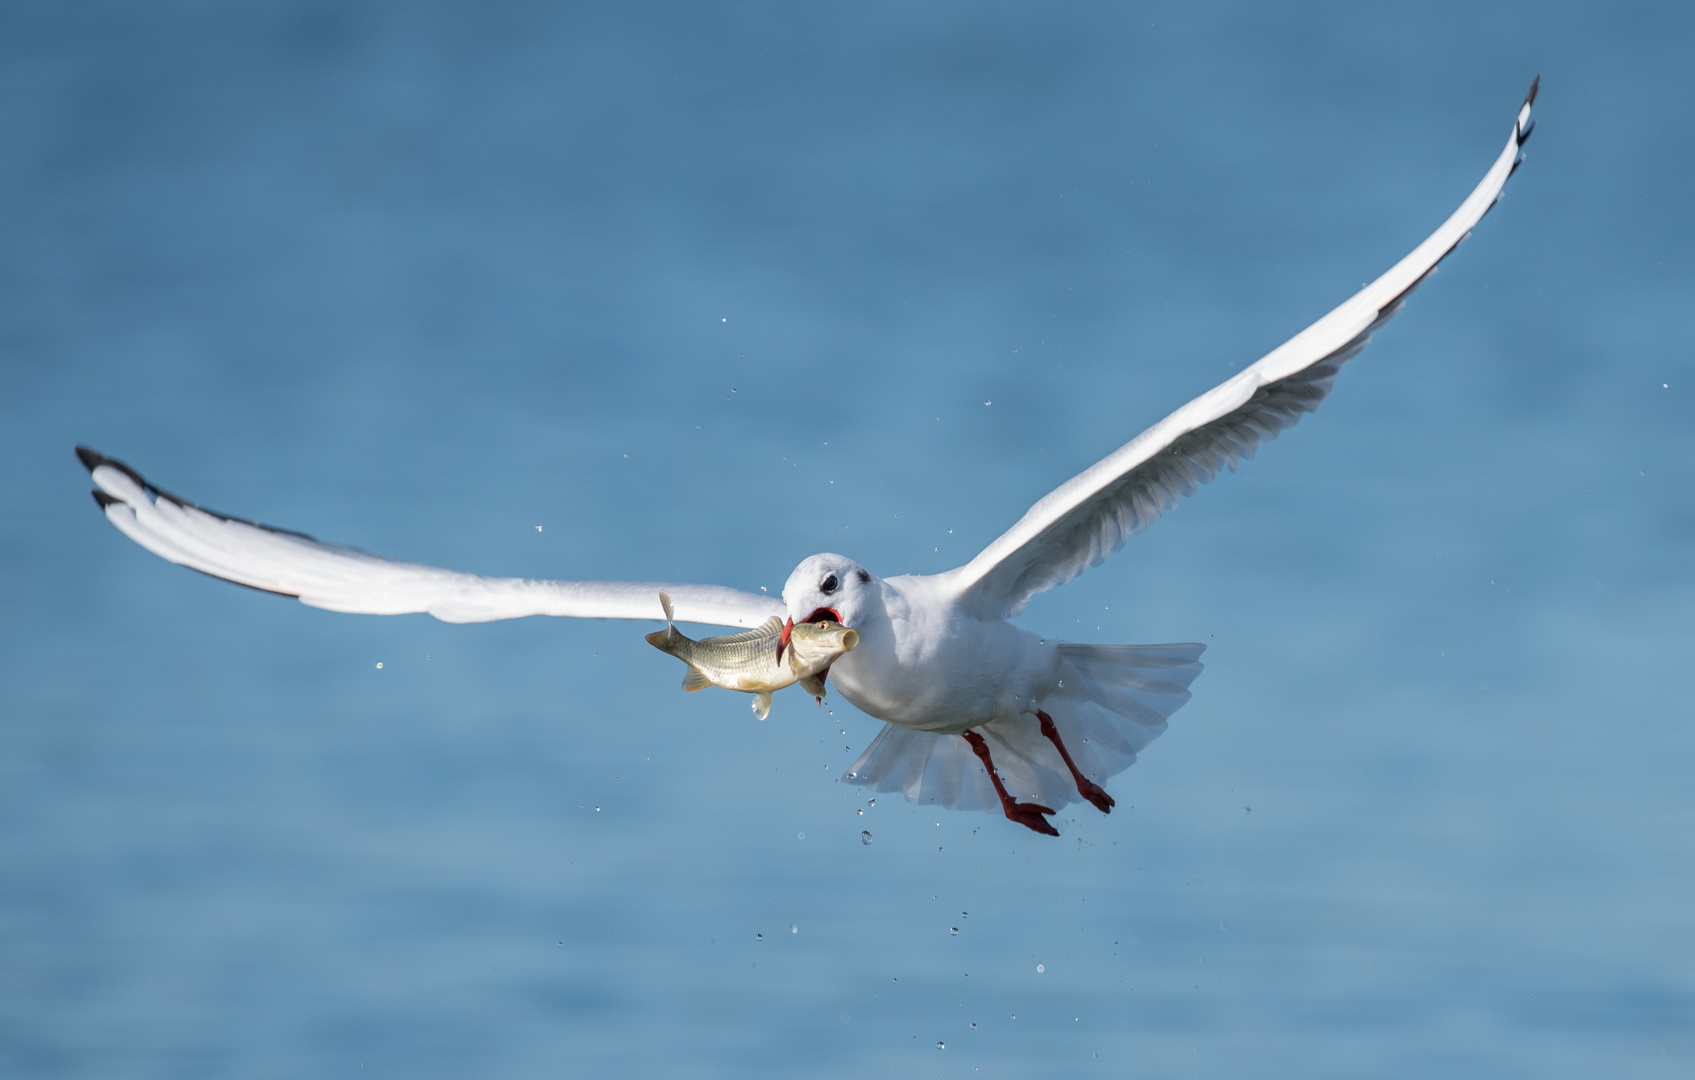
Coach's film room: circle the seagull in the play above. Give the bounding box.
[77,82,1537,835]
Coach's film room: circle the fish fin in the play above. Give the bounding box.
[752,691,772,721]
[799,674,827,703]
[709,616,785,644]
[647,591,681,649]
[681,666,713,693]
[647,591,683,650]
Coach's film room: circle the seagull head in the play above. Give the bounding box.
[781,553,877,631]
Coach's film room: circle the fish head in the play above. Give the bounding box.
[785,619,860,673]
[782,553,878,631]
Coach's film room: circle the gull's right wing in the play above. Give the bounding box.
[947,80,1539,619]
[76,447,783,628]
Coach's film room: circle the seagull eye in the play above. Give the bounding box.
[820,574,838,594]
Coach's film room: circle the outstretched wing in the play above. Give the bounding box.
[950,80,1538,618]
[77,447,783,628]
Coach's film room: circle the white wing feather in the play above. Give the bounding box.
[950,81,1538,618]
[77,448,782,629]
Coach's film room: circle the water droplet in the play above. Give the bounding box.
[594,806,601,812]
[1038,638,1045,645]
[970,1022,977,1028]
[961,911,968,917]
[797,832,805,840]
[755,933,762,940]
[857,809,863,815]
[867,799,876,807]
[375,662,383,669]
[1245,806,1252,814]
[1036,964,1045,973]
[790,923,798,934]
[861,830,873,845]
[1057,680,1064,688]
[950,927,958,936]
[847,771,858,778]
[936,1041,946,1049]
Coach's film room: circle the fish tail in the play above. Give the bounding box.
[646,590,682,650]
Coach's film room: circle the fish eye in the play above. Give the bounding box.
[821,573,839,594]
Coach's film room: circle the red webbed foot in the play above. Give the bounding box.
[1004,800,1060,836]
[1075,779,1115,815]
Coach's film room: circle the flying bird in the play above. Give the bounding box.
[77,82,1537,835]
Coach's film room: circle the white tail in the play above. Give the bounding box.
[843,642,1204,811]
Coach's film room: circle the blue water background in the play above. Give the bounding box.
[2,2,1692,1076]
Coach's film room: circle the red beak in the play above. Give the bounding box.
[775,618,793,663]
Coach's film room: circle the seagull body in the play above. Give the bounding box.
[77,84,1537,835]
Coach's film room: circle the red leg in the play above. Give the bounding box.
[1037,709,1115,814]
[961,730,1059,836]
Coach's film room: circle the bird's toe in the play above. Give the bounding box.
[1080,781,1115,814]
[1006,801,1059,836]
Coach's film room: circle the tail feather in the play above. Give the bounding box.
[843,641,1204,812]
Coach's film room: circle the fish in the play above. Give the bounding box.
[644,590,859,719]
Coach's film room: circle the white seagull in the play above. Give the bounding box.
[77,83,1537,835]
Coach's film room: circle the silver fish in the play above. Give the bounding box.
[645,591,859,719]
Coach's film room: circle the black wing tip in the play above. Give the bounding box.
[76,444,150,490]
[74,444,317,541]
[91,489,122,509]
[1515,77,1540,147]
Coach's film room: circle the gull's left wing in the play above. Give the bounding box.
[949,80,1538,619]
[76,448,783,628]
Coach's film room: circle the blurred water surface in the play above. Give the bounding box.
[2,2,1692,1077]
